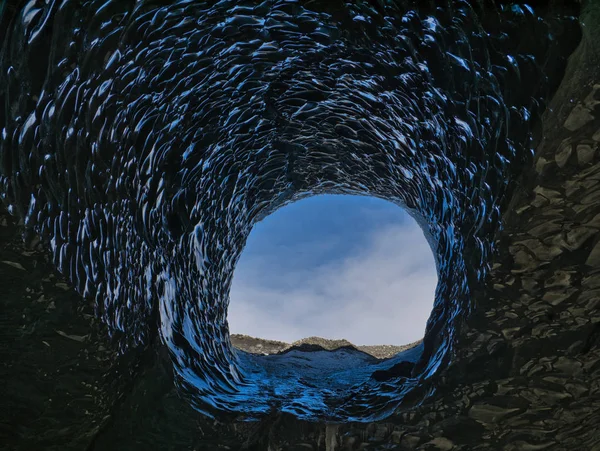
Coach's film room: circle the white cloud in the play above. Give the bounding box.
[227,219,438,346]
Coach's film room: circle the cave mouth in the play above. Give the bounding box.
[227,194,438,353]
[168,179,469,423]
[2,0,569,426]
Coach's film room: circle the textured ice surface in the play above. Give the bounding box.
[0,1,580,421]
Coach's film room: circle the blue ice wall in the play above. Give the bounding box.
[0,1,581,421]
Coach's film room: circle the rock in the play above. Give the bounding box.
[528,220,562,238]
[55,330,88,342]
[586,241,600,267]
[424,437,455,450]
[468,404,521,424]
[535,156,550,174]
[555,138,573,167]
[544,270,573,289]
[577,143,596,165]
[531,387,572,403]
[580,189,600,206]
[554,356,583,376]
[562,227,598,251]
[400,434,421,449]
[563,104,595,131]
[507,441,556,450]
[521,278,540,294]
[517,239,563,261]
[533,186,564,206]
[390,431,403,444]
[1,260,25,270]
[511,249,538,272]
[542,289,577,306]
[582,273,600,288]
[585,212,600,229]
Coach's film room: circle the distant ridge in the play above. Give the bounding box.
[230,334,423,359]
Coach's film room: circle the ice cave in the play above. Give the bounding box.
[1,0,599,449]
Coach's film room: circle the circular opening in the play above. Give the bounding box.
[228,194,437,354]
[166,185,451,422]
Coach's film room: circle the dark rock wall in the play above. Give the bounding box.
[0,0,599,450]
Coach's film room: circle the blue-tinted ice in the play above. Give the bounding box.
[0,0,581,421]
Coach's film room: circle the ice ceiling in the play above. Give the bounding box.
[0,0,581,422]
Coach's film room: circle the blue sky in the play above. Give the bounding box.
[228,195,438,346]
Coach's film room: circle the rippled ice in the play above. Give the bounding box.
[0,1,580,421]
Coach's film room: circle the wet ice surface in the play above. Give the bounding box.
[0,1,580,421]
[236,343,424,419]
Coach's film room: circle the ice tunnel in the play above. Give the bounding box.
[0,0,583,422]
